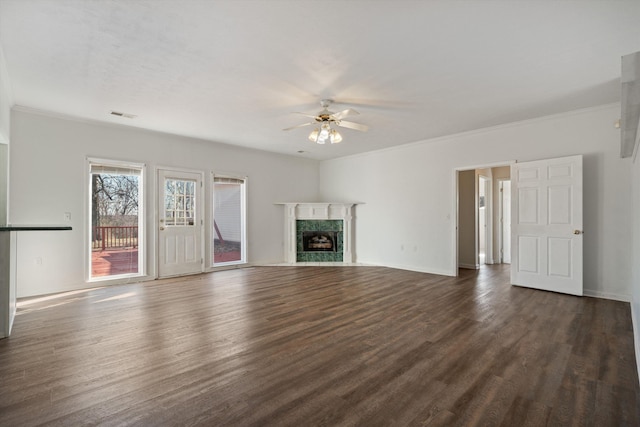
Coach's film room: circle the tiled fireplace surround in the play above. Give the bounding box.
[278,203,357,263]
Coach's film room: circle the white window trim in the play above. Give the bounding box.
[212,172,247,267]
[87,157,146,282]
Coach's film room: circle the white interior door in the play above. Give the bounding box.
[158,169,203,278]
[511,155,583,296]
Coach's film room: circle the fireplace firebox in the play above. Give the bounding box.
[295,219,343,262]
[302,231,338,252]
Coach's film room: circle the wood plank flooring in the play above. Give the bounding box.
[0,265,638,426]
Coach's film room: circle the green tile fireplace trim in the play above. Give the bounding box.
[296,220,343,262]
[296,220,343,232]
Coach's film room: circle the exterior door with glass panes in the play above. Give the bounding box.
[158,169,203,277]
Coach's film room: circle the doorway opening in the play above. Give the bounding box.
[454,155,582,295]
[456,163,511,272]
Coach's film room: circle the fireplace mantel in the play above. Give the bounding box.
[275,202,360,263]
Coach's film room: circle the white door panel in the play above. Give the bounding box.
[185,235,196,262]
[158,169,203,278]
[511,155,583,296]
[517,235,538,273]
[165,237,177,265]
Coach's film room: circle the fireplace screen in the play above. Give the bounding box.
[302,231,338,252]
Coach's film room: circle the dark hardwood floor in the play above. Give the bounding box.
[0,265,638,426]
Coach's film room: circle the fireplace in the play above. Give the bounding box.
[276,202,358,263]
[302,231,338,252]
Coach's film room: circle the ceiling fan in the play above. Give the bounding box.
[283,99,369,144]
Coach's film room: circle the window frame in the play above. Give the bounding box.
[87,157,145,282]
[164,178,197,227]
[211,173,247,267]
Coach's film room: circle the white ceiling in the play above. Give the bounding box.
[1,0,639,160]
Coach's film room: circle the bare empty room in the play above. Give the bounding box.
[1,1,640,425]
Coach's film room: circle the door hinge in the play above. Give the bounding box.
[201,258,204,264]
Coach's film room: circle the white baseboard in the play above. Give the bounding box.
[458,263,479,270]
[583,289,631,302]
[358,261,455,277]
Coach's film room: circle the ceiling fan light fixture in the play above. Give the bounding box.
[308,128,320,142]
[311,123,331,144]
[318,123,331,143]
[330,129,342,144]
[293,100,368,144]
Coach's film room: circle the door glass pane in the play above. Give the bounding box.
[90,164,142,279]
[165,179,196,226]
[213,178,244,264]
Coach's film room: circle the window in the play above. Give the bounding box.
[89,160,144,280]
[164,179,195,226]
[212,175,246,265]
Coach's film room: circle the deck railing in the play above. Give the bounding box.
[92,226,138,250]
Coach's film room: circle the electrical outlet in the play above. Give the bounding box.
[64,212,71,222]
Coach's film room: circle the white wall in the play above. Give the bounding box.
[10,109,319,297]
[0,44,11,145]
[0,42,13,337]
[0,43,13,225]
[320,104,632,299]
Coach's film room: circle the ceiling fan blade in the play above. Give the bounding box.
[293,112,320,120]
[331,108,359,120]
[336,120,369,132]
[283,122,314,131]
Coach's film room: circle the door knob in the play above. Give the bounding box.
[573,230,583,235]
[160,227,165,231]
